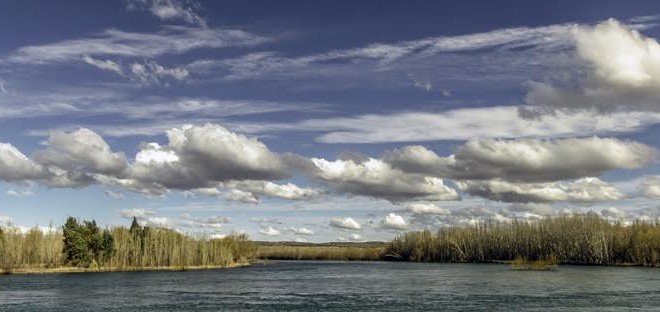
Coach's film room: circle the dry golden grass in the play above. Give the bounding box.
[256,244,385,261]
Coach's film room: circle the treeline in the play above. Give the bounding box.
[384,215,660,266]
[0,217,254,273]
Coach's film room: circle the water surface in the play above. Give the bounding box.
[1,261,659,311]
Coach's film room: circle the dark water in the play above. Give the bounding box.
[1,261,659,311]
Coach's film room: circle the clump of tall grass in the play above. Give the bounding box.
[510,255,558,271]
[384,215,660,266]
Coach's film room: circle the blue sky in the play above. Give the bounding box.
[1,0,660,242]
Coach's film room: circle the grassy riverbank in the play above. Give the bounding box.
[6,262,251,275]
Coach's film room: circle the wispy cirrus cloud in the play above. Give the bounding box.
[227,106,660,144]
[6,26,269,64]
[187,22,578,80]
[127,0,207,27]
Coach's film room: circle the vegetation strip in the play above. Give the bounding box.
[1,215,659,274]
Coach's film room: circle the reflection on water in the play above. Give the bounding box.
[1,261,659,311]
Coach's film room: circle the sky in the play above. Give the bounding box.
[1,0,660,242]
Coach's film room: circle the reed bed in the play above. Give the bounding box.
[384,215,660,266]
[256,244,385,261]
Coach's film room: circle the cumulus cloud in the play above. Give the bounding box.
[381,213,408,230]
[385,137,656,182]
[259,226,281,236]
[311,157,459,202]
[127,124,293,191]
[524,19,660,114]
[404,203,450,215]
[457,177,624,203]
[119,208,156,218]
[329,217,362,230]
[34,128,127,175]
[225,180,321,201]
[119,209,170,227]
[0,143,46,182]
[641,177,660,199]
[292,227,314,236]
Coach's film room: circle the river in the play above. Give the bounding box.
[1,261,659,311]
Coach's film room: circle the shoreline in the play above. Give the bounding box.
[4,262,250,275]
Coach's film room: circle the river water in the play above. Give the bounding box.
[1,261,659,311]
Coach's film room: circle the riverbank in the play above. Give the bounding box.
[4,262,250,275]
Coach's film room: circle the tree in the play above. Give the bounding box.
[101,229,115,264]
[130,217,141,235]
[62,217,115,268]
[62,217,92,267]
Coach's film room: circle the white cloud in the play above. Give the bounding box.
[404,203,450,215]
[225,189,259,203]
[8,26,268,64]
[641,177,660,199]
[259,226,281,236]
[329,217,362,230]
[0,143,46,182]
[249,217,282,224]
[574,19,660,89]
[292,227,314,236]
[381,213,408,230]
[6,189,35,197]
[34,128,128,175]
[119,208,156,218]
[311,157,459,202]
[348,233,363,242]
[127,124,293,191]
[524,19,660,114]
[457,177,624,203]
[189,22,576,80]
[385,137,656,182]
[83,55,124,75]
[231,106,660,144]
[179,214,229,229]
[502,203,557,217]
[128,0,206,27]
[226,180,321,201]
[129,61,189,85]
